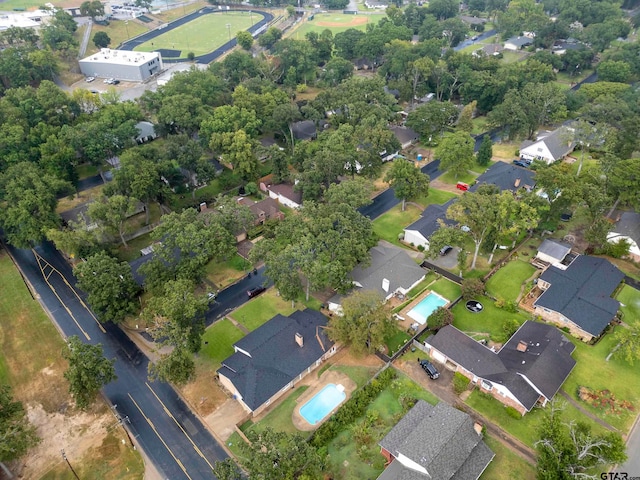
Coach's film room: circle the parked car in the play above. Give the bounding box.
[85,76,95,83]
[112,79,120,85]
[513,159,531,168]
[456,182,469,191]
[418,359,440,379]
[247,286,266,298]
[439,245,453,256]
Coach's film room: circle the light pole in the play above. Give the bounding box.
[124,19,129,39]
[226,23,231,42]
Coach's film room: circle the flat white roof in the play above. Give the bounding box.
[80,49,160,66]
[0,11,47,30]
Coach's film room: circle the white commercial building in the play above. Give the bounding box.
[79,49,163,82]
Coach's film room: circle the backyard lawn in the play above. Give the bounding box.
[199,318,246,365]
[616,285,640,326]
[451,295,530,342]
[205,254,247,289]
[373,204,422,247]
[241,386,309,436]
[480,436,536,480]
[429,277,462,301]
[485,259,536,302]
[384,329,412,356]
[438,169,479,186]
[406,272,437,298]
[415,187,457,208]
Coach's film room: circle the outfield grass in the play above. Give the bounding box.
[373,204,422,247]
[451,295,530,342]
[429,278,461,301]
[134,11,260,58]
[481,435,536,480]
[485,260,536,302]
[291,12,382,37]
[199,318,245,365]
[415,187,457,208]
[616,284,640,327]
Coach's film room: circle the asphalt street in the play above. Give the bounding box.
[453,29,498,51]
[7,241,228,479]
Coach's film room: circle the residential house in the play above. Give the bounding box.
[608,211,640,262]
[473,43,504,57]
[535,238,572,266]
[390,126,419,150]
[504,36,533,51]
[534,255,624,342]
[519,126,576,165]
[469,162,536,194]
[403,200,456,250]
[328,242,425,311]
[259,176,303,209]
[291,120,318,141]
[551,38,583,55]
[134,121,157,144]
[426,321,576,415]
[378,400,494,480]
[217,309,337,416]
[459,15,487,26]
[238,197,284,226]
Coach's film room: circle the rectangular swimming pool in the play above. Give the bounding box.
[407,292,448,325]
[300,383,346,425]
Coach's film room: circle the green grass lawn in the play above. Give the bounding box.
[244,386,309,435]
[501,50,527,63]
[76,163,98,179]
[415,187,457,208]
[134,11,261,58]
[205,254,247,289]
[451,295,530,341]
[199,318,245,365]
[438,169,480,186]
[407,272,437,298]
[385,329,412,356]
[486,260,536,302]
[373,203,422,247]
[466,389,608,447]
[330,365,378,389]
[561,332,640,433]
[491,142,520,161]
[616,285,640,326]
[291,12,382,37]
[113,231,154,262]
[168,178,224,210]
[429,277,462,301]
[481,435,536,480]
[472,116,490,135]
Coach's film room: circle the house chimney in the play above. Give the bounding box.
[199,202,207,211]
[382,278,390,293]
[514,178,521,188]
[516,341,527,352]
[295,332,304,347]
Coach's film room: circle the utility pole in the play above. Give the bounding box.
[61,450,80,480]
[226,23,231,41]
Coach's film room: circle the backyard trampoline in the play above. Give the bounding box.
[466,300,484,313]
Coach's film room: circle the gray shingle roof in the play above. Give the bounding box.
[378,401,494,480]
[390,126,419,146]
[217,309,333,411]
[428,322,576,411]
[613,211,640,245]
[291,120,317,140]
[505,36,533,48]
[535,255,623,337]
[520,126,576,162]
[469,162,536,193]
[404,200,457,238]
[537,239,572,262]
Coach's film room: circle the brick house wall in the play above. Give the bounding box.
[533,306,595,342]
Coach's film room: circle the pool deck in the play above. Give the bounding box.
[395,289,450,331]
[291,369,357,432]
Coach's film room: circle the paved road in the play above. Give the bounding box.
[119,7,274,64]
[616,414,640,476]
[453,29,497,51]
[6,241,229,479]
[358,159,443,220]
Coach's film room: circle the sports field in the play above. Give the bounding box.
[133,11,262,58]
[291,12,382,37]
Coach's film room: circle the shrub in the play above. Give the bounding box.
[461,278,484,300]
[501,319,521,341]
[504,300,518,313]
[453,372,471,395]
[505,406,522,419]
[187,52,195,61]
[427,307,454,330]
[494,297,505,309]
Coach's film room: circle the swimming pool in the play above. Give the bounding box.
[300,383,346,425]
[407,292,448,325]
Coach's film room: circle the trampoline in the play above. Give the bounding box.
[466,300,483,313]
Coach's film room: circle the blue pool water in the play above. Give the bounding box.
[407,292,448,325]
[300,383,346,425]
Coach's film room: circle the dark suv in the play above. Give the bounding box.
[247,286,266,298]
[418,359,440,380]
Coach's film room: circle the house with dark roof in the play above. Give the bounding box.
[217,309,337,416]
[534,255,624,342]
[291,120,318,141]
[469,162,536,194]
[403,200,456,250]
[608,211,640,262]
[535,238,572,265]
[426,321,576,415]
[504,36,533,51]
[378,400,494,480]
[519,126,576,165]
[390,126,419,149]
[328,242,425,311]
[459,15,487,26]
[134,121,157,144]
[258,175,303,210]
[473,43,504,57]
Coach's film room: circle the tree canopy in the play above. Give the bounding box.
[0,385,39,462]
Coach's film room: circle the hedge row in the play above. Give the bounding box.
[310,368,397,448]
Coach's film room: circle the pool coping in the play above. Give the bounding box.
[396,289,451,330]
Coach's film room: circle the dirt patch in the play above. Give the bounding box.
[316,16,368,27]
[179,361,228,418]
[331,348,384,368]
[430,178,464,195]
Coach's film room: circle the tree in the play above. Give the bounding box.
[609,158,640,210]
[75,252,139,324]
[148,346,195,385]
[163,134,208,199]
[384,158,430,211]
[220,129,260,182]
[457,101,476,133]
[476,135,493,166]
[436,132,475,178]
[0,385,39,462]
[63,336,117,409]
[92,31,110,48]
[405,101,459,140]
[236,30,253,51]
[597,60,631,83]
[0,162,71,248]
[328,290,395,356]
[134,0,153,12]
[80,0,105,21]
[461,278,485,300]
[257,27,282,50]
[535,400,627,479]
[88,195,138,247]
[46,225,100,260]
[427,306,454,330]
[211,459,242,480]
[607,324,640,364]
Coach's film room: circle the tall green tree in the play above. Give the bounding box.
[607,324,640,364]
[92,31,110,48]
[328,290,395,356]
[63,336,117,409]
[476,135,493,167]
[75,252,140,324]
[384,158,430,211]
[0,162,71,248]
[88,195,138,247]
[436,132,475,178]
[163,134,210,199]
[0,385,39,463]
[80,0,105,21]
[405,101,459,140]
[610,158,640,209]
[456,100,476,133]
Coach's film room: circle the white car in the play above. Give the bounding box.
[103,78,115,84]
[85,76,95,82]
